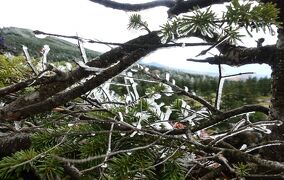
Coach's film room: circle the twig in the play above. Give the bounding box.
[185,164,197,178]
[245,140,284,153]
[77,35,88,63]
[104,123,114,162]
[80,162,105,174]
[22,45,38,75]
[191,104,269,133]
[210,120,283,145]
[217,154,236,174]
[222,72,254,79]
[196,35,229,57]
[33,30,212,48]
[81,123,115,175]
[215,63,223,109]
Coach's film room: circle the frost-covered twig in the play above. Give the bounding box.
[245,140,284,153]
[73,59,106,73]
[40,45,50,71]
[104,123,114,162]
[33,30,213,48]
[210,120,283,145]
[22,45,38,75]
[77,35,88,63]
[191,105,269,133]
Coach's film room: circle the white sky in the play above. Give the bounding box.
[0,0,277,77]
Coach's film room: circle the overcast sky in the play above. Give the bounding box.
[0,0,277,77]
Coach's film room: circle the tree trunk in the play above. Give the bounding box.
[264,29,284,161]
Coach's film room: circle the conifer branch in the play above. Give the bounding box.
[10,128,70,170]
[53,130,173,164]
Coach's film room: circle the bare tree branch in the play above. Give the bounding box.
[87,0,231,17]
[34,30,213,48]
[88,0,175,11]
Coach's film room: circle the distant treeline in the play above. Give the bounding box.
[112,65,271,111]
[150,65,271,108]
[0,27,100,61]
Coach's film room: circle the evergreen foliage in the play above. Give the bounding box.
[0,0,281,179]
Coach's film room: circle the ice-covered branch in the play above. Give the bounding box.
[34,30,213,49]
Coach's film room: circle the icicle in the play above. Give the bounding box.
[163,106,172,120]
[216,78,225,110]
[125,95,132,104]
[166,73,170,82]
[22,45,38,74]
[164,84,174,96]
[77,35,88,63]
[40,45,50,70]
[118,112,124,122]
[35,34,47,39]
[101,163,108,168]
[181,100,190,117]
[130,68,138,72]
[130,113,143,137]
[172,79,176,85]
[127,72,134,82]
[153,93,161,100]
[131,82,139,100]
[232,119,246,131]
[65,62,72,71]
[68,123,74,127]
[14,121,21,131]
[246,113,250,122]
[184,86,189,92]
[239,144,247,150]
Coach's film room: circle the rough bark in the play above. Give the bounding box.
[263,30,284,162]
[0,133,31,157]
[260,0,284,162]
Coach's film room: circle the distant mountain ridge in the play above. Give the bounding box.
[0,27,269,79]
[143,62,219,77]
[0,27,100,61]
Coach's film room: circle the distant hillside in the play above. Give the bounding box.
[0,27,100,61]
